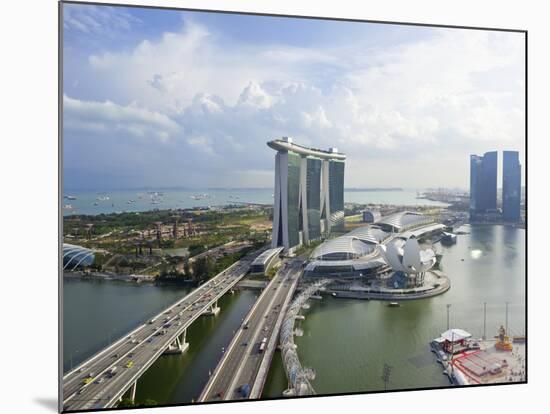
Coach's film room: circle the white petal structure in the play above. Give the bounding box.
[402,236,422,272]
[378,236,436,274]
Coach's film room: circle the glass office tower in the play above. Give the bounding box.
[470,151,497,218]
[469,155,482,215]
[502,150,521,222]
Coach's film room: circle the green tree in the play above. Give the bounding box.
[183,260,191,277]
[117,398,135,408]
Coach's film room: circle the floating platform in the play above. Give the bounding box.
[430,328,526,386]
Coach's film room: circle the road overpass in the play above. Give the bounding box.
[198,259,303,402]
[62,250,264,412]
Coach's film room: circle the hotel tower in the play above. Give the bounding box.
[267,137,346,253]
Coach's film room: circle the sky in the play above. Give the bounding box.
[62,3,525,191]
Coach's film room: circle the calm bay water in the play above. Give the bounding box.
[62,280,191,372]
[63,224,525,402]
[63,188,448,216]
[263,224,526,395]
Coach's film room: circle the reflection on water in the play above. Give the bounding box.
[263,224,525,396]
[470,249,483,259]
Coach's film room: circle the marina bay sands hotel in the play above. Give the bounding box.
[267,137,346,253]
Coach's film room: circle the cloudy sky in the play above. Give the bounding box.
[63,3,525,191]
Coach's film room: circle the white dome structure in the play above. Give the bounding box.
[378,236,436,274]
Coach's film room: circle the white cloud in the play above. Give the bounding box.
[63,94,180,142]
[65,19,525,189]
[64,5,141,36]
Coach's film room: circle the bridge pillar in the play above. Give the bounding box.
[130,381,137,403]
[164,330,189,355]
[203,300,220,316]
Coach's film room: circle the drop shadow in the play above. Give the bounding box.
[34,397,58,412]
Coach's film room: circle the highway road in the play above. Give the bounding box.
[62,250,263,412]
[199,259,303,402]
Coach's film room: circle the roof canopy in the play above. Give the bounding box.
[440,328,472,342]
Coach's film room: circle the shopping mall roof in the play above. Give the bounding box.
[399,223,447,239]
[310,225,390,260]
[346,226,389,244]
[376,211,434,232]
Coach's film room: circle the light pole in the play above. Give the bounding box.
[505,301,509,334]
[483,302,487,340]
[446,304,451,330]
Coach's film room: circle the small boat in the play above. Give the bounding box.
[64,195,77,200]
[388,302,401,307]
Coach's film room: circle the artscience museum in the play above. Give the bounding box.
[304,211,445,282]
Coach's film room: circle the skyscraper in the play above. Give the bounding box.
[502,150,522,222]
[268,137,346,252]
[470,151,498,218]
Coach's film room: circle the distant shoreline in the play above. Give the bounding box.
[64,187,405,193]
[345,187,403,192]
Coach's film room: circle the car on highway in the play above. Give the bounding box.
[95,377,105,384]
[125,361,134,368]
[239,383,251,398]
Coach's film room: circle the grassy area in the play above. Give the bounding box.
[64,207,271,277]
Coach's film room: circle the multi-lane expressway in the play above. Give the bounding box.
[199,259,303,402]
[62,250,262,412]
